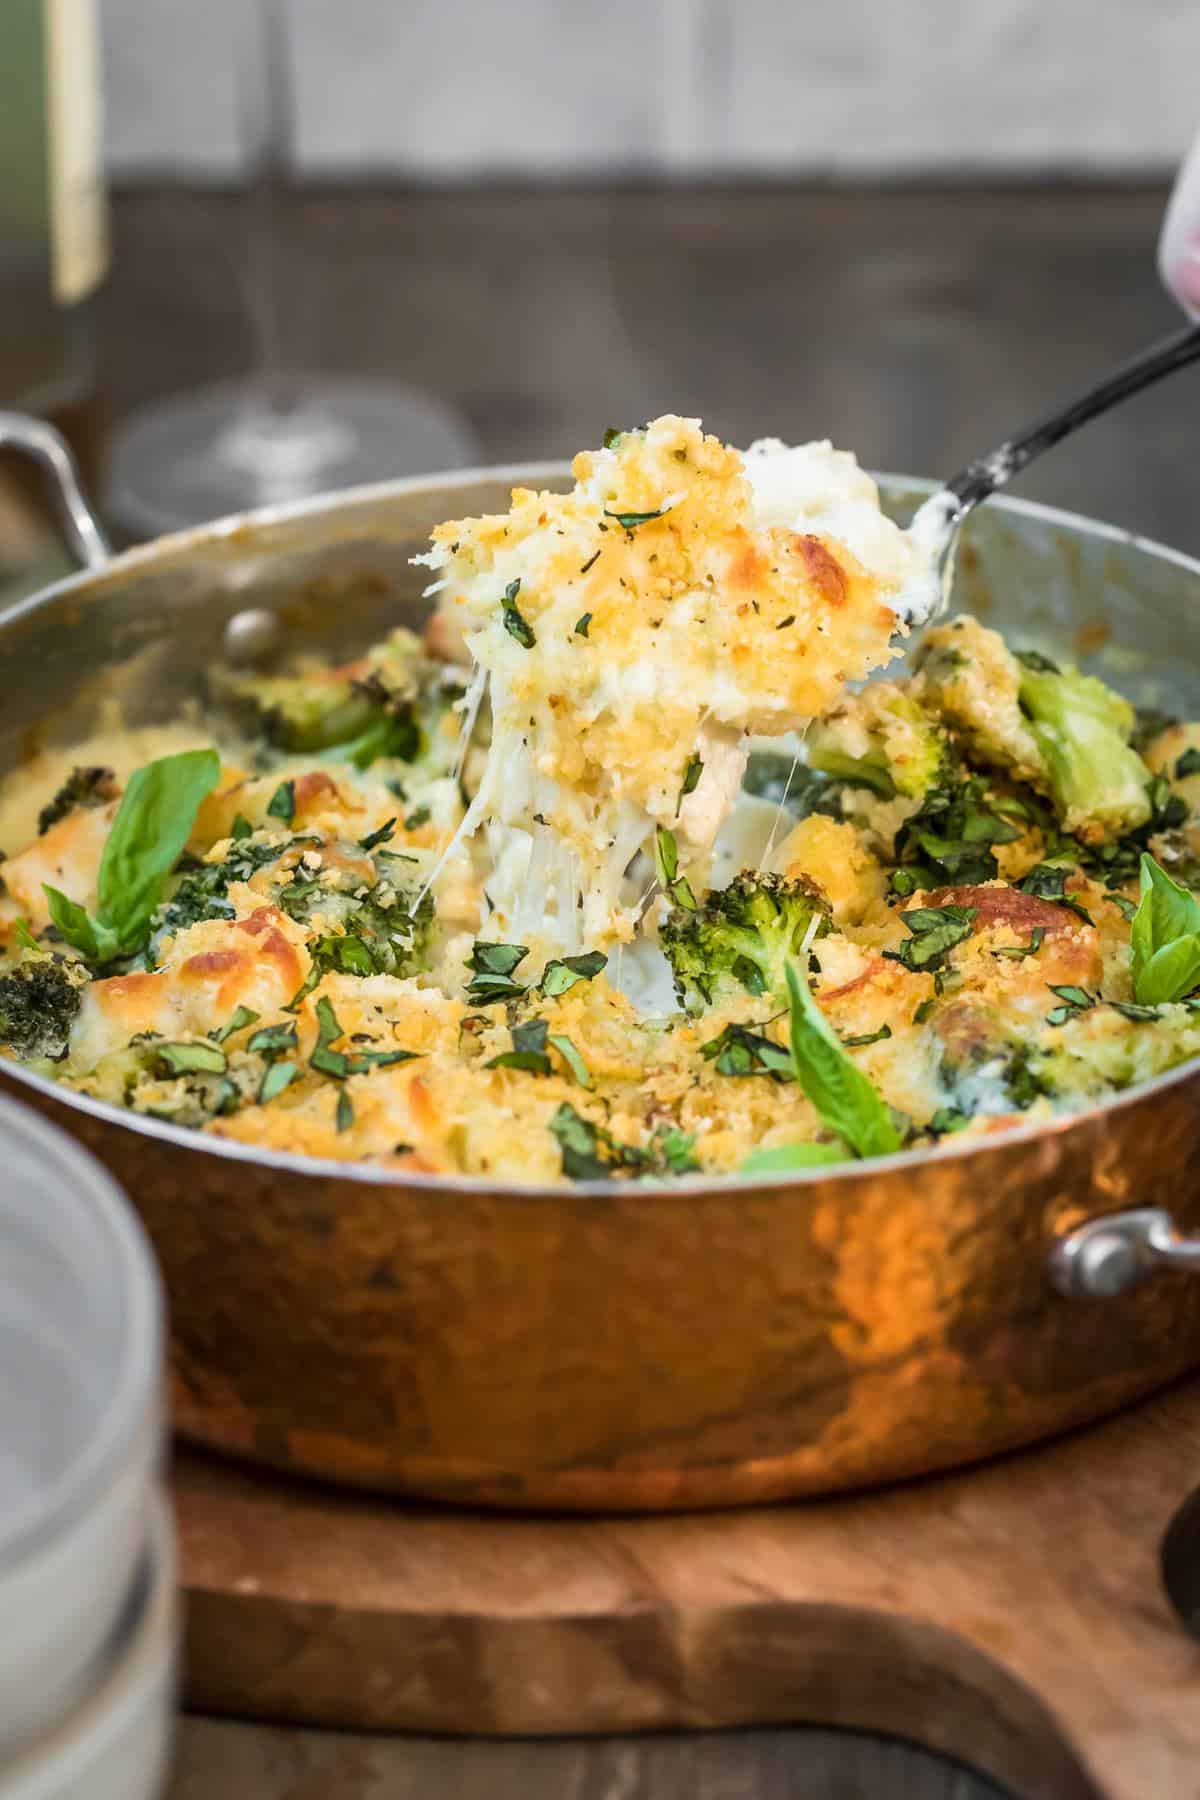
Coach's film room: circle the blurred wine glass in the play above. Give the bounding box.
[106,0,476,538]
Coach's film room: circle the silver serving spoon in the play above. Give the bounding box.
[911,317,1200,619]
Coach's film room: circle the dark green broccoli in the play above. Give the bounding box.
[0,952,87,1059]
[806,687,955,803]
[37,765,118,837]
[152,833,285,945]
[216,671,381,754]
[211,627,454,771]
[660,870,831,1010]
[918,617,1151,845]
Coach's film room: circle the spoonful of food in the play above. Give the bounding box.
[909,142,1200,619]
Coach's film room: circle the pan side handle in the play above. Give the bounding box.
[0,412,110,571]
[1050,1207,1200,1298]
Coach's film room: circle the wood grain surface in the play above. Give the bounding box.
[102,177,1191,1800]
[176,1370,1200,1800]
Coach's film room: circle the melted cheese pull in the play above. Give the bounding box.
[419,416,925,952]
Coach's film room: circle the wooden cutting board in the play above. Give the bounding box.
[175,1374,1200,1800]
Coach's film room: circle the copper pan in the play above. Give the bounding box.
[2,411,1200,1513]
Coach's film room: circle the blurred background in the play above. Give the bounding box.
[2,0,1198,577]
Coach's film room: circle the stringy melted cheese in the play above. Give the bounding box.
[419,416,919,952]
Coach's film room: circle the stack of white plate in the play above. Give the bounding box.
[0,1097,178,1800]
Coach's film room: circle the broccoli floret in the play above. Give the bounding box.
[0,951,87,1059]
[660,870,831,1010]
[216,671,381,754]
[918,617,1152,846]
[1015,654,1152,846]
[807,685,954,803]
[37,765,118,837]
[211,628,459,772]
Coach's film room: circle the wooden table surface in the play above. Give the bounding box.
[93,178,1185,1799]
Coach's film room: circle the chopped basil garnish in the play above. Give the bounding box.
[701,1021,793,1081]
[574,612,592,637]
[677,754,704,814]
[266,780,295,825]
[247,1021,299,1058]
[604,504,671,530]
[991,926,1046,961]
[1175,748,1200,779]
[548,1032,592,1088]
[466,940,530,1004]
[883,905,976,973]
[403,805,431,830]
[259,1060,298,1103]
[541,950,606,996]
[152,1040,228,1077]
[213,1005,259,1043]
[501,578,536,648]
[487,1017,551,1075]
[840,1024,893,1048]
[230,813,253,840]
[336,1089,354,1132]
[655,826,697,911]
[1045,984,1098,1026]
[359,818,396,851]
[1018,863,1093,925]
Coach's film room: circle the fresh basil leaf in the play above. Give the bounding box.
[1132,853,1200,1003]
[548,1032,592,1088]
[98,750,221,942]
[42,886,120,963]
[45,750,221,963]
[740,1140,848,1175]
[1137,935,1200,1007]
[783,961,901,1159]
[230,813,253,840]
[541,950,607,996]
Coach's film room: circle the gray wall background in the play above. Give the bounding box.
[102,0,1199,180]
